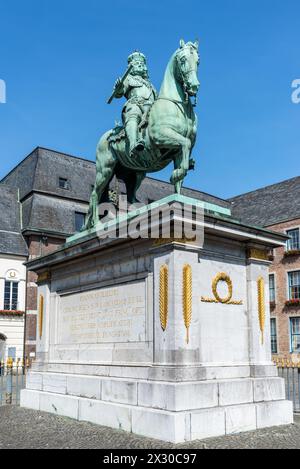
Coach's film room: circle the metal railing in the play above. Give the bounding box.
[273,358,300,412]
[0,358,31,406]
[1,357,299,411]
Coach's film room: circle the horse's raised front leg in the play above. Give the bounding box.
[164,131,191,194]
[172,144,191,193]
[151,126,191,194]
[172,139,191,194]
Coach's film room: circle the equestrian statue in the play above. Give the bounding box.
[85,39,200,230]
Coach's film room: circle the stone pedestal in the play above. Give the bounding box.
[21,195,293,443]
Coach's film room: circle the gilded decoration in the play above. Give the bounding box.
[201,272,243,305]
[247,249,269,261]
[257,277,266,345]
[39,295,44,340]
[153,236,196,248]
[159,265,169,331]
[37,271,51,284]
[182,264,193,344]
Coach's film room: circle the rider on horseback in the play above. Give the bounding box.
[113,51,157,157]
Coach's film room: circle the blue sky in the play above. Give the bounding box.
[0,0,299,199]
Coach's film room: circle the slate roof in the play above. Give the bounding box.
[229,176,300,227]
[22,193,89,236]
[137,177,230,208]
[1,147,230,236]
[1,147,96,203]
[0,186,28,256]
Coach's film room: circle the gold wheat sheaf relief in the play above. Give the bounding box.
[183,264,192,344]
[159,265,169,331]
[257,277,265,345]
[39,294,44,340]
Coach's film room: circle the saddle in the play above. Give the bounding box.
[108,126,126,145]
[108,102,151,146]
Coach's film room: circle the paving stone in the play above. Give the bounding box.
[0,406,300,449]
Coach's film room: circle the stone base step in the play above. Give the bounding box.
[25,371,287,411]
[20,388,293,443]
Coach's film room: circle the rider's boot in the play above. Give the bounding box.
[135,139,145,152]
[126,119,145,156]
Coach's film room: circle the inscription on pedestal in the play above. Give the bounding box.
[58,281,146,344]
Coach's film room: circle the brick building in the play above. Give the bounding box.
[230,176,300,359]
[0,147,230,358]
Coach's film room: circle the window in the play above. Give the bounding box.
[288,271,300,300]
[269,274,276,303]
[4,281,18,310]
[290,318,300,353]
[59,177,69,190]
[75,212,86,232]
[270,318,278,354]
[286,228,300,251]
[7,347,16,359]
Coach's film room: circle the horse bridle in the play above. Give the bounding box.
[175,49,199,107]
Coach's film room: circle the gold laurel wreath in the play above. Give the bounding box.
[183,264,192,344]
[159,265,169,331]
[257,277,265,345]
[201,272,243,305]
[212,272,233,304]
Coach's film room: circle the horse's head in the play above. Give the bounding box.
[176,39,200,97]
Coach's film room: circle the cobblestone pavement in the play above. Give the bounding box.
[0,406,300,449]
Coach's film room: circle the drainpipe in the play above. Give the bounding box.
[18,187,27,363]
[18,188,23,230]
[23,266,28,364]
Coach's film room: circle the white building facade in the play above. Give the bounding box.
[0,254,27,361]
[0,186,28,362]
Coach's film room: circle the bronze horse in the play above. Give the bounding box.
[85,40,200,229]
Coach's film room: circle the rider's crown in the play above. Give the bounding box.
[128,51,146,64]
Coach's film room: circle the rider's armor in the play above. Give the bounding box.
[114,52,157,155]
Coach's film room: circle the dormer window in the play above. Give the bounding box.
[59,177,69,190]
[75,212,86,232]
